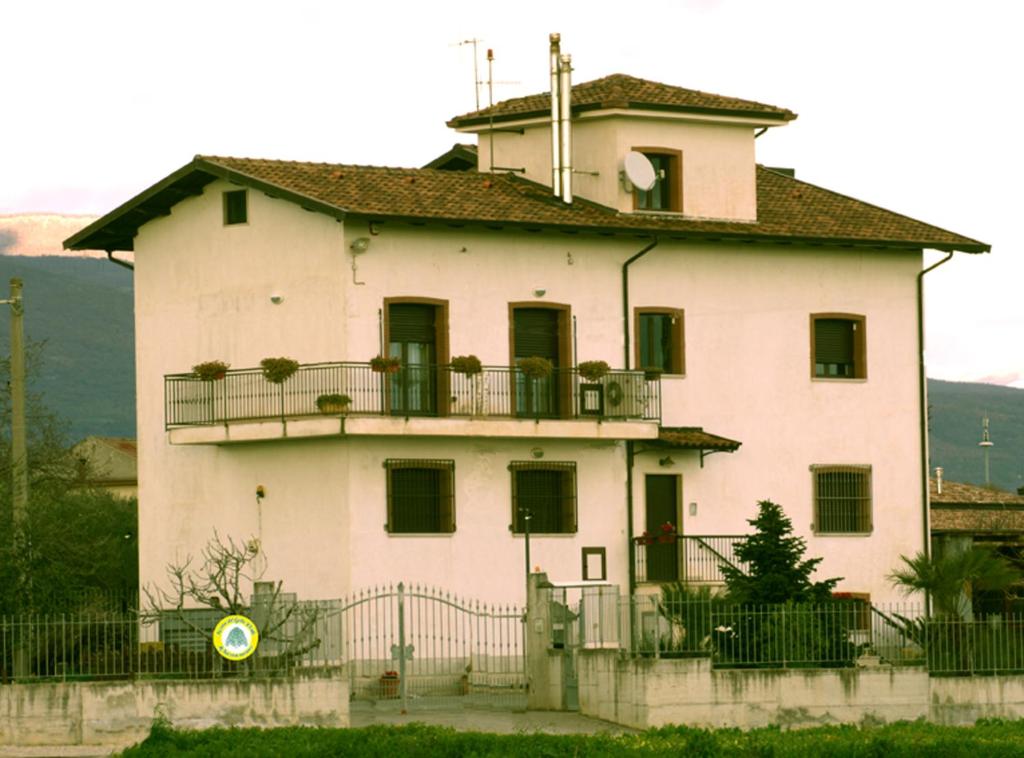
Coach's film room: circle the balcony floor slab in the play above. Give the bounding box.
[167,414,660,445]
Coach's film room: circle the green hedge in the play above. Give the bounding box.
[120,719,1024,757]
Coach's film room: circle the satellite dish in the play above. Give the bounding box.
[623,151,657,191]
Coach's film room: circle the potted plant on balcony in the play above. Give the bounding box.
[518,356,553,380]
[370,355,401,374]
[260,357,300,384]
[450,354,482,376]
[192,360,229,381]
[316,393,352,414]
[577,360,610,382]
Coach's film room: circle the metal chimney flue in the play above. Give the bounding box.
[935,466,944,495]
[558,53,573,204]
[549,33,562,198]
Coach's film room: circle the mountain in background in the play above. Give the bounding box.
[929,378,1024,493]
[1,216,1021,487]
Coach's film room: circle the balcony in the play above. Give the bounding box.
[164,362,661,445]
[634,535,749,585]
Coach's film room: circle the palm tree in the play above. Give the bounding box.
[889,546,1021,618]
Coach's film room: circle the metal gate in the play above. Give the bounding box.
[338,583,525,709]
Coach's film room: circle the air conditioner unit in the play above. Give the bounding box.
[601,374,648,419]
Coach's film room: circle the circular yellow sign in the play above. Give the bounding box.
[213,614,260,661]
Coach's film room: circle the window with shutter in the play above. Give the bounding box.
[811,314,866,379]
[811,464,872,534]
[509,461,576,534]
[635,308,685,374]
[223,190,247,225]
[384,459,454,534]
[632,148,682,213]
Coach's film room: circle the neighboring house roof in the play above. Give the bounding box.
[72,436,138,487]
[930,478,1024,534]
[447,73,798,128]
[422,143,479,171]
[64,155,989,254]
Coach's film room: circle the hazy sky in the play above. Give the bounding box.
[2,0,1020,384]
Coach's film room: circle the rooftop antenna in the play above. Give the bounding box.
[455,38,483,111]
[483,49,525,175]
[979,414,994,486]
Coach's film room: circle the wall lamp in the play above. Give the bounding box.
[350,237,371,253]
[658,455,675,467]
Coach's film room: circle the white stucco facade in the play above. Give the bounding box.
[131,166,926,606]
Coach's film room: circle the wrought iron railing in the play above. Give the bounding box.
[634,535,749,584]
[164,362,661,428]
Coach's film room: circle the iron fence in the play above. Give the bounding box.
[0,601,343,683]
[165,362,661,427]
[571,594,928,669]
[635,535,750,584]
[925,615,1024,675]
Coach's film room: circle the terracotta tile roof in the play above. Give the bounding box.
[929,479,1024,534]
[64,156,990,253]
[657,427,741,451]
[930,478,1024,506]
[448,74,797,127]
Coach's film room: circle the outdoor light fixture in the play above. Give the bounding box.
[533,288,546,297]
[350,237,371,253]
[270,293,283,304]
[689,502,698,516]
[531,447,544,459]
[256,485,266,501]
[658,455,675,467]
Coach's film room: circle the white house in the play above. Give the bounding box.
[65,60,988,607]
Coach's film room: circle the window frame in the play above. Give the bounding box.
[223,189,248,226]
[509,461,577,535]
[810,313,867,380]
[811,464,872,535]
[634,307,685,375]
[384,458,455,535]
[631,147,683,213]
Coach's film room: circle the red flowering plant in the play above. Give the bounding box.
[657,522,677,543]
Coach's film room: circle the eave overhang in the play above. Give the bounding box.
[63,156,349,252]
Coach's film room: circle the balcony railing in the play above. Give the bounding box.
[634,535,749,584]
[164,362,661,428]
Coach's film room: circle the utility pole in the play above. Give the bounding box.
[3,277,28,676]
[3,278,27,543]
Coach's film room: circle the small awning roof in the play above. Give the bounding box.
[654,427,742,452]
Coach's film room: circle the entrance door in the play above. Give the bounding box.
[512,306,565,418]
[645,475,680,582]
[388,303,440,415]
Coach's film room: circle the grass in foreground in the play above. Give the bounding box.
[120,719,1024,757]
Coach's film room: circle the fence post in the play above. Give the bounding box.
[397,582,407,713]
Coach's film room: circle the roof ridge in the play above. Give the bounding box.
[199,155,491,177]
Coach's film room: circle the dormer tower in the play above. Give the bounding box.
[449,72,797,222]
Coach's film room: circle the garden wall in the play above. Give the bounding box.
[577,651,1024,729]
[0,668,348,748]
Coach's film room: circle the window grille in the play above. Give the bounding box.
[384,459,454,534]
[812,464,872,533]
[509,461,577,534]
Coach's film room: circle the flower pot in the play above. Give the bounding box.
[319,403,349,414]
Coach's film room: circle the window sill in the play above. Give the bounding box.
[511,533,577,539]
[812,531,873,537]
[811,377,867,383]
[386,532,455,538]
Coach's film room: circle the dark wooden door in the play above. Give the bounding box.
[645,475,679,582]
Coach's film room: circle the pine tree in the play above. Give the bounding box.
[721,499,840,604]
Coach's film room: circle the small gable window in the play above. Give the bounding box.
[223,190,248,225]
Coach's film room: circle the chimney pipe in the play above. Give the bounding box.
[558,53,572,204]
[549,34,562,198]
[935,466,943,495]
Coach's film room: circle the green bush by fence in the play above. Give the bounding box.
[121,720,1024,757]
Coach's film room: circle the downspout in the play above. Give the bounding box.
[106,250,134,271]
[917,250,953,569]
[622,237,659,596]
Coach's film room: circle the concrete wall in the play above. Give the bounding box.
[577,650,1024,730]
[0,669,348,748]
